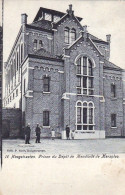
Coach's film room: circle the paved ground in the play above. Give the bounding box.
[2,138,125,155]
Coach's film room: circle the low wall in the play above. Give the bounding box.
[62,130,105,139]
[2,108,22,138]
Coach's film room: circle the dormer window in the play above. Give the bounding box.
[44,13,52,21]
[53,15,60,23]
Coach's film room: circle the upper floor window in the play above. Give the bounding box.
[76,56,94,95]
[70,28,76,44]
[16,89,18,97]
[43,76,50,92]
[111,114,116,127]
[24,78,26,94]
[53,15,60,23]
[43,111,50,126]
[21,44,23,63]
[111,83,116,98]
[16,52,19,71]
[44,13,52,21]
[64,27,70,44]
[64,27,76,44]
[76,101,94,130]
[34,39,37,50]
[39,40,43,49]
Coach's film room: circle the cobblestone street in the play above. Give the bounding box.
[3,138,125,155]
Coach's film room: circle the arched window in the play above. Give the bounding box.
[34,39,37,50]
[70,28,76,44]
[64,27,70,44]
[39,40,43,48]
[76,101,94,130]
[76,56,94,95]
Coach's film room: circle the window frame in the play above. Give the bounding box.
[111,83,116,98]
[43,111,50,126]
[76,101,95,131]
[70,28,76,44]
[34,39,37,50]
[111,114,117,127]
[76,56,94,95]
[64,27,70,44]
[43,76,50,92]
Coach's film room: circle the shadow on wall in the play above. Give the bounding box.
[2,108,22,139]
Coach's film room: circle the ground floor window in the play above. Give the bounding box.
[111,114,116,127]
[76,101,94,130]
[43,111,49,126]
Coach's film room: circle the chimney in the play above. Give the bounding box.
[67,4,74,15]
[83,25,88,33]
[69,4,72,11]
[106,34,111,43]
[21,13,28,25]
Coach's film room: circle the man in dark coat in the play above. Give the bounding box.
[25,123,31,144]
[35,123,41,143]
[66,125,70,140]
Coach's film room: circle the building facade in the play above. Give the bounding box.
[3,5,125,139]
[0,26,3,143]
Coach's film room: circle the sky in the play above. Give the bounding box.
[3,0,125,69]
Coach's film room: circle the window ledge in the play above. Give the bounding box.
[43,126,50,128]
[77,94,94,96]
[75,130,95,133]
[111,98,117,100]
[111,127,117,129]
[43,92,51,94]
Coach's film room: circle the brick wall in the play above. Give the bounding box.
[103,68,124,137]
[2,108,21,138]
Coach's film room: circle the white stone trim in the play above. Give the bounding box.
[58,71,64,74]
[28,67,34,70]
[43,92,51,94]
[74,54,96,68]
[43,126,50,128]
[76,100,95,131]
[62,54,70,58]
[52,29,57,31]
[89,37,103,56]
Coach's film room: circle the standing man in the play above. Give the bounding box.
[25,123,31,144]
[35,123,41,143]
[66,125,70,140]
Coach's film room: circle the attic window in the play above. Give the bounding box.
[53,15,60,23]
[44,13,52,21]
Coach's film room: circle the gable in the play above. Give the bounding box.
[64,32,103,57]
[52,13,83,31]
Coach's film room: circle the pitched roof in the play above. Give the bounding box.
[52,13,83,30]
[33,7,82,22]
[65,34,103,57]
[89,34,108,45]
[32,48,62,60]
[104,60,122,70]
[30,19,53,30]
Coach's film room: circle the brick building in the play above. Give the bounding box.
[0,26,3,142]
[3,5,125,139]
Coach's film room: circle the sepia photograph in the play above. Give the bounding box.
[0,0,125,194]
[2,0,125,156]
